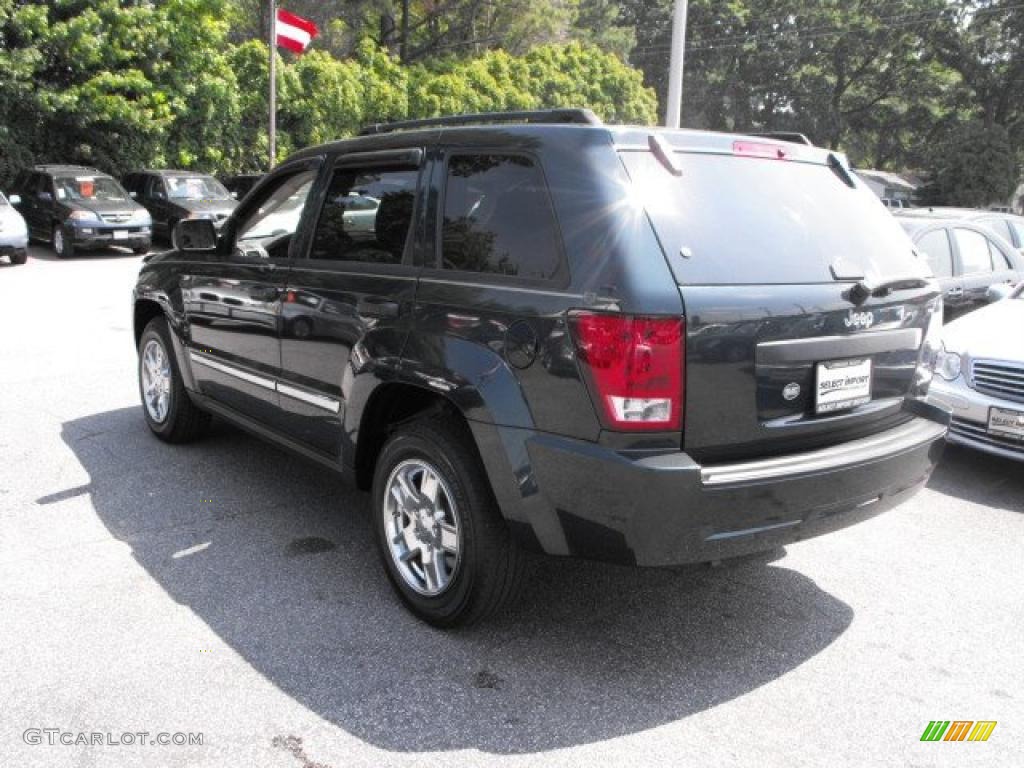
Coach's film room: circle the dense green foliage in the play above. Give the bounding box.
[0,1,655,184]
[2,1,1023,205]
[918,121,1020,206]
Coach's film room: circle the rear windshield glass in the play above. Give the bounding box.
[619,151,922,285]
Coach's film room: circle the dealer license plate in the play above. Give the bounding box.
[112,230,132,240]
[815,358,872,414]
[989,407,1024,441]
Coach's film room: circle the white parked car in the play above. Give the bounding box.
[0,191,29,265]
[929,282,1024,460]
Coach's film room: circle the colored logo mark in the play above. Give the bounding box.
[920,720,997,742]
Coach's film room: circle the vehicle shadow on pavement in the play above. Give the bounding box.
[60,406,854,755]
[928,445,1024,513]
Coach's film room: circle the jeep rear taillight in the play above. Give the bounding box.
[568,312,684,431]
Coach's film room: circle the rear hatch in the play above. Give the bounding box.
[618,135,940,463]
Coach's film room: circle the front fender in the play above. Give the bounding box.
[134,261,194,389]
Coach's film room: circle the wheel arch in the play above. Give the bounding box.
[133,298,165,348]
[348,372,550,555]
[132,293,196,390]
[352,381,467,491]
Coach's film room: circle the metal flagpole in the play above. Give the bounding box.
[664,0,688,128]
[269,0,277,168]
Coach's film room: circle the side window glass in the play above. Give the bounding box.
[1010,220,1024,249]
[441,154,562,279]
[916,229,953,278]
[981,217,1013,244]
[309,165,418,264]
[987,238,1013,270]
[234,169,316,260]
[954,228,994,274]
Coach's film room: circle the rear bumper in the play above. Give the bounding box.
[485,404,948,567]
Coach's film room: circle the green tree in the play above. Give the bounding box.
[920,120,1020,206]
[408,41,656,123]
[0,0,243,182]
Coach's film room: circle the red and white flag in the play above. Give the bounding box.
[276,8,318,54]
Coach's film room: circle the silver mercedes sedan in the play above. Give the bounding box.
[929,282,1024,460]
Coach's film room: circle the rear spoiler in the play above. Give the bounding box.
[745,131,814,146]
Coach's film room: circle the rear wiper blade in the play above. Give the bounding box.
[846,276,930,305]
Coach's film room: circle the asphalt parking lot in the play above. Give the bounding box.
[1,245,1022,768]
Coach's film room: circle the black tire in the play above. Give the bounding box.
[138,316,211,443]
[53,224,74,258]
[372,415,524,627]
[9,250,27,265]
[133,244,150,255]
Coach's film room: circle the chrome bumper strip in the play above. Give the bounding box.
[701,417,946,487]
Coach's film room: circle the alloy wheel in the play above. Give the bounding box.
[382,459,461,596]
[141,338,172,423]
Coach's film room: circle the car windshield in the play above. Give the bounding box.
[55,175,128,202]
[165,175,231,200]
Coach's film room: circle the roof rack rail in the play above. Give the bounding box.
[359,108,603,136]
[745,131,814,146]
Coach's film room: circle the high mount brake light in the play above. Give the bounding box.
[733,140,790,160]
[568,312,684,431]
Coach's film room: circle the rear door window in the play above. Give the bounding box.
[619,150,923,285]
[954,228,994,274]
[916,229,954,278]
[441,153,563,280]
